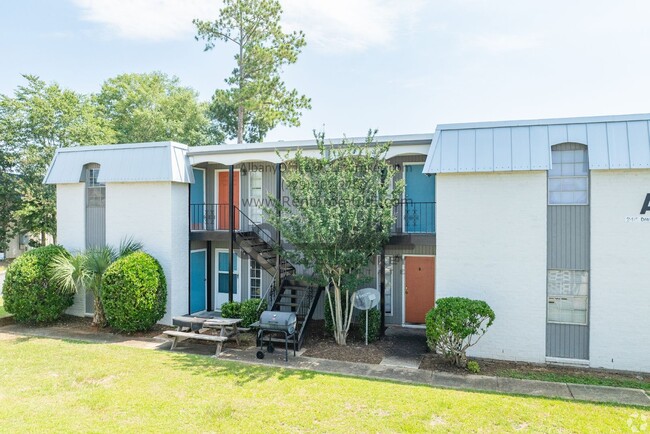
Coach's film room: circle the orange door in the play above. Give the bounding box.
[217,171,240,230]
[404,256,435,324]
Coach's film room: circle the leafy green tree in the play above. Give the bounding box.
[0,153,19,251]
[194,0,311,143]
[268,132,403,345]
[49,238,143,327]
[95,72,221,146]
[0,75,115,245]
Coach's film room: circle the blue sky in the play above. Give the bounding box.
[2,0,650,143]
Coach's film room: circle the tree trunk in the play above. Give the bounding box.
[237,21,244,144]
[454,352,468,368]
[237,106,244,144]
[92,296,107,328]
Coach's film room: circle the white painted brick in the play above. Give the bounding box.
[590,170,650,373]
[436,171,548,363]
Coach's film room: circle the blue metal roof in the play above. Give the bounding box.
[424,113,650,173]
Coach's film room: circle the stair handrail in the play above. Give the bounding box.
[234,205,282,252]
[258,269,278,311]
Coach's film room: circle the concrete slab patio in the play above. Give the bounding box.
[0,324,648,407]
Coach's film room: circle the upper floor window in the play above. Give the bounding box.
[548,144,588,205]
[86,166,105,208]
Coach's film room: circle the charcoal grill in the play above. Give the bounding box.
[255,311,297,362]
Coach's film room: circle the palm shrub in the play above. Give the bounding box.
[102,251,167,332]
[425,297,495,368]
[3,245,74,323]
[49,238,142,327]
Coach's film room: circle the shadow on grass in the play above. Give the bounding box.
[4,333,648,410]
[163,351,318,386]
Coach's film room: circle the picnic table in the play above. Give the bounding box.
[164,316,243,356]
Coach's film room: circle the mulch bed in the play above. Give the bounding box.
[10,314,173,339]
[419,353,648,384]
[301,322,647,388]
[301,321,396,364]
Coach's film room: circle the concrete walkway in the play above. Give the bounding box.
[0,324,648,407]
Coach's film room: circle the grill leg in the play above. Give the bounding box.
[293,333,296,357]
[285,332,288,362]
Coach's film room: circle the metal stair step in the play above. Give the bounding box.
[282,285,310,291]
[275,301,300,307]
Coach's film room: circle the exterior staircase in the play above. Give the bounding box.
[234,207,322,349]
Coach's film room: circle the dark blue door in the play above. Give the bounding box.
[190,168,205,229]
[404,164,435,233]
[190,250,206,313]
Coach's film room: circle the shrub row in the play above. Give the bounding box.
[3,245,74,323]
[220,299,267,327]
[4,246,166,332]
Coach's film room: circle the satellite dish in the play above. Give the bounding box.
[354,288,381,311]
[353,288,381,346]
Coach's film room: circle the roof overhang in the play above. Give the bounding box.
[424,113,650,174]
[44,142,193,184]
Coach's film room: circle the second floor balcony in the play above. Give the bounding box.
[189,200,435,235]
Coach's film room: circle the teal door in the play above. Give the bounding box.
[190,250,206,313]
[404,164,435,233]
[190,168,205,229]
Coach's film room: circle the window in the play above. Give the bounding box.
[249,171,263,223]
[547,270,588,325]
[376,256,394,316]
[249,260,261,299]
[548,144,588,205]
[86,167,105,208]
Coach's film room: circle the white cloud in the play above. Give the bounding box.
[282,0,425,52]
[462,33,542,53]
[72,0,425,51]
[72,0,217,41]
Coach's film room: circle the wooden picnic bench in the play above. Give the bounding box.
[163,330,228,356]
[165,316,243,357]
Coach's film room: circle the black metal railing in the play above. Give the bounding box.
[391,200,435,234]
[234,205,280,249]
[190,201,435,234]
[190,203,234,231]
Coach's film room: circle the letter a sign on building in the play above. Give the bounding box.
[642,194,650,214]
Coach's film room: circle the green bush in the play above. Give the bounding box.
[467,360,480,374]
[3,245,74,323]
[357,306,381,343]
[220,301,241,319]
[426,297,495,368]
[240,299,267,327]
[102,252,167,332]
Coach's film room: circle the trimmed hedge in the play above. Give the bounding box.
[220,301,240,319]
[3,245,74,323]
[240,299,267,327]
[102,251,167,332]
[425,297,495,367]
[220,299,267,327]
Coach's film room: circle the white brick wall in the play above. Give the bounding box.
[57,183,87,316]
[436,171,548,363]
[105,182,188,325]
[590,170,650,372]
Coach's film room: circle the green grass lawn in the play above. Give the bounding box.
[0,338,646,433]
[500,369,650,393]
